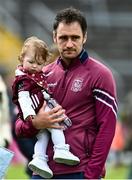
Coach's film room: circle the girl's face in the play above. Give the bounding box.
[22,48,44,74]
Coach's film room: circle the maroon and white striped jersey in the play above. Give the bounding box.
[12,67,47,120]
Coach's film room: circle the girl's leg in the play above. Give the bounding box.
[28,130,53,179]
[34,130,49,157]
[48,127,80,165]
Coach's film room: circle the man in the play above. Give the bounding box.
[0,75,12,148]
[0,74,14,179]
[122,92,132,179]
[15,7,117,179]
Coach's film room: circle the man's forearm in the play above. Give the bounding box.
[15,117,39,138]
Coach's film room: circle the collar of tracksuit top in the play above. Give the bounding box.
[57,49,89,69]
[15,65,47,89]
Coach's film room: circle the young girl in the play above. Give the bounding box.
[12,36,80,178]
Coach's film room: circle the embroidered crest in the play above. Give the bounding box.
[71,78,83,92]
[18,82,24,91]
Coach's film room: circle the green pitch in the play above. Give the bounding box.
[5,163,129,179]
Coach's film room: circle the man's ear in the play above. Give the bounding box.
[53,31,57,43]
[83,32,87,44]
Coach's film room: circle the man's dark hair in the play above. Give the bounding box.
[53,7,87,36]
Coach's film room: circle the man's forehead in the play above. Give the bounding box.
[56,22,83,35]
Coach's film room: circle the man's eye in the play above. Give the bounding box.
[60,36,68,41]
[72,36,80,40]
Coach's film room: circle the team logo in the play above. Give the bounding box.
[71,78,83,92]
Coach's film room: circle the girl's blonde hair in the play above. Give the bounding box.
[48,44,60,64]
[18,36,50,64]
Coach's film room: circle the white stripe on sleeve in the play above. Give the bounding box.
[18,91,36,120]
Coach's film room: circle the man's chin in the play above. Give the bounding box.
[63,53,77,60]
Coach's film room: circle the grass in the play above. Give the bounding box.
[105,164,129,179]
[5,163,28,179]
[5,163,129,179]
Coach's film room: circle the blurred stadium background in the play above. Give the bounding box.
[0,0,132,179]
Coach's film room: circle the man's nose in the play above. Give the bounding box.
[66,39,73,48]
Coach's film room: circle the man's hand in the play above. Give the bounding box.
[32,102,65,129]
